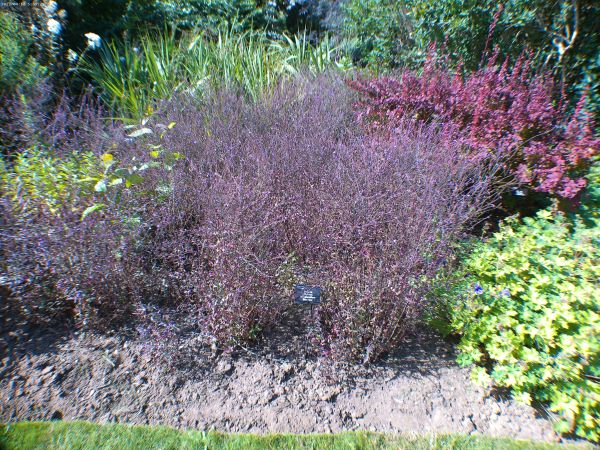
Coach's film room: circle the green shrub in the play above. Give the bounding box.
[340,0,421,68]
[432,169,600,440]
[0,12,47,95]
[0,119,181,219]
[0,148,99,216]
[0,8,70,153]
[59,0,305,50]
[151,0,287,35]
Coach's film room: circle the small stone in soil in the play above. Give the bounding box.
[276,363,294,382]
[216,360,233,376]
[260,391,275,405]
[41,366,54,376]
[318,386,341,402]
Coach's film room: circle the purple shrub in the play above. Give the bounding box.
[0,93,138,328]
[2,74,498,360]
[284,123,495,362]
[134,75,497,360]
[0,203,138,328]
[0,85,127,158]
[131,80,355,347]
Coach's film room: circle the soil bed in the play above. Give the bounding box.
[0,308,559,442]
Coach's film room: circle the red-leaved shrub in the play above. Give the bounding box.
[348,52,600,199]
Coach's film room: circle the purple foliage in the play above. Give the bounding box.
[0,85,127,157]
[0,92,137,328]
[133,75,497,361]
[0,204,137,328]
[2,75,498,361]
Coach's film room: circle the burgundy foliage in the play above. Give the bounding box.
[0,204,138,329]
[134,76,497,361]
[347,52,600,199]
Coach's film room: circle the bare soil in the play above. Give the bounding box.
[0,307,560,442]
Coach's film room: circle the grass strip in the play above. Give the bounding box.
[0,421,591,449]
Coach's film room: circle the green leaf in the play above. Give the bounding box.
[81,203,105,220]
[125,173,144,187]
[128,128,153,138]
[112,168,131,178]
[138,161,161,171]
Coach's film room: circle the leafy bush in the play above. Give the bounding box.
[339,0,600,114]
[0,140,179,328]
[128,75,497,358]
[59,0,330,51]
[1,74,495,359]
[0,10,54,153]
[80,29,349,118]
[2,3,72,92]
[339,0,420,68]
[348,53,600,200]
[0,12,47,96]
[150,0,287,35]
[0,148,99,215]
[431,170,600,440]
[0,83,207,330]
[58,0,154,50]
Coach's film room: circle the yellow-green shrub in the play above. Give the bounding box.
[433,169,600,440]
[0,149,99,216]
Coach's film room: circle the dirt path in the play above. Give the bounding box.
[0,315,560,443]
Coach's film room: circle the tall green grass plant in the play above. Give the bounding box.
[80,29,350,119]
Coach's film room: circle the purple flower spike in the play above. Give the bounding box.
[474,283,484,295]
[500,288,510,297]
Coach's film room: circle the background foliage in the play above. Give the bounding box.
[59,0,328,49]
[0,12,48,96]
[340,0,599,113]
[80,28,348,118]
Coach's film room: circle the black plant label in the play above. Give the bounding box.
[294,284,322,305]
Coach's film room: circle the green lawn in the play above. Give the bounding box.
[0,421,591,450]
